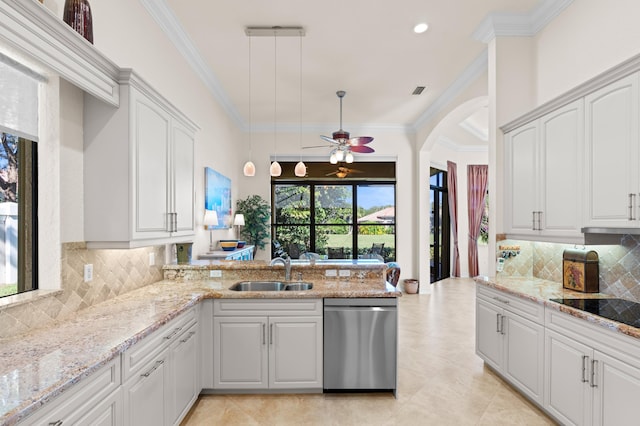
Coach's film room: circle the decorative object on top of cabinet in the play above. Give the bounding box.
[205,167,232,229]
[236,195,270,256]
[63,0,93,44]
[84,70,199,249]
[562,248,599,292]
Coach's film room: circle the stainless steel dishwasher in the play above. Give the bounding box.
[323,298,397,392]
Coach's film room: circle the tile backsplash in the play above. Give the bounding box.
[498,235,640,302]
[0,242,164,338]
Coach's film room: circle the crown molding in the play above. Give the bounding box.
[436,136,488,153]
[412,49,488,131]
[139,0,244,128]
[472,0,574,43]
[0,0,120,106]
[458,120,488,142]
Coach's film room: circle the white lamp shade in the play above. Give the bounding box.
[294,161,307,177]
[233,213,245,226]
[203,210,219,227]
[243,161,256,176]
[270,161,282,177]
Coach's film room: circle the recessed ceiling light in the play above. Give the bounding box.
[414,23,429,34]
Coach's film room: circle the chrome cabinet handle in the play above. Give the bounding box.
[537,211,543,230]
[180,331,196,343]
[500,315,506,335]
[48,421,63,426]
[270,323,274,345]
[141,360,164,378]
[493,296,510,305]
[164,326,183,340]
[496,313,501,333]
[262,323,266,345]
[629,194,635,221]
[590,359,598,388]
[532,211,537,230]
[581,355,589,383]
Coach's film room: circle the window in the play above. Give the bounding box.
[272,162,395,262]
[0,57,40,298]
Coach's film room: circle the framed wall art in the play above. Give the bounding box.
[204,167,231,229]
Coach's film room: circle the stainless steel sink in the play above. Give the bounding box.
[228,281,313,291]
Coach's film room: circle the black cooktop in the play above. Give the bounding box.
[550,298,640,328]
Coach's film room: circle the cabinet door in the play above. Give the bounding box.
[592,350,640,426]
[544,329,591,426]
[167,324,199,425]
[269,316,323,389]
[539,100,584,237]
[584,73,639,227]
[505,123,538,234]
[475,299,503,371]
[74,389,122,426]
[503,312,544,405]
[133,92,170,238]
[213,316,268,389]
[171,122,195,236]
[123,356,167,426]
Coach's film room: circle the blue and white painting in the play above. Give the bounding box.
[205,167,231,229]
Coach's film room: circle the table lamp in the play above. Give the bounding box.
[233,213,245,240]
[203,210,219,252]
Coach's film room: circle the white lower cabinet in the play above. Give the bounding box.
[476,290,545,405]
[545,309,640,426]
[122,307,199,426]
[212,299,323,391]
[20,357,122,425]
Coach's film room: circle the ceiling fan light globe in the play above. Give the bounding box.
[270,161,282,177]
[329,152,338,164]
[335,149,344,162]
[243,161,256,176]
[345,152,354,163]
[294,161,307,177]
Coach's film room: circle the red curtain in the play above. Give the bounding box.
[446,161,460,277]
[467,165,488,277]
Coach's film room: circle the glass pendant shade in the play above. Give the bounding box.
[335,149,344,162]
[329,152,338,164]
[270,161,282,177]
[243,160,256,176]
[294,161,306,177]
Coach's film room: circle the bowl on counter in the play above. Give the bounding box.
[219,240,238,251]
[236,240,246,248]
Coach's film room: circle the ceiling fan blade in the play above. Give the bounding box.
[350,145,375,154]
[302,145,331,149]
[320,135,339,144]
[325,171,339,176]
[348,136,374,146]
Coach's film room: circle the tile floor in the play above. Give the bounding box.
[181,277,556,425]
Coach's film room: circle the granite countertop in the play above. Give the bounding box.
[475,276,640,340]
[0,277,399,425]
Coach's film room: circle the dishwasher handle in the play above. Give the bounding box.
[324,306,397,313]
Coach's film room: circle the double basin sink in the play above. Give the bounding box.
[229,281,313,292]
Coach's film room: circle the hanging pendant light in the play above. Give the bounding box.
[294,30,306,177]
[270,33,282,177]
[243,34,256,176]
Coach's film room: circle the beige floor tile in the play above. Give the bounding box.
[181,278,556,425]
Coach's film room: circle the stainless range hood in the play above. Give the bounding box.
[581,227,636,245]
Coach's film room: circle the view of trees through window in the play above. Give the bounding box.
[0,132,37,298]
[272,182,395,261]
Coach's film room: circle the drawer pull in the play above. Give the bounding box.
[180,331,196,343]
[48,421,63,426]
[141,360,164,378]
[492,296,510,305]
[164,326,183,340]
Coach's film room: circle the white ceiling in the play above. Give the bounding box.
[148,0,550,140]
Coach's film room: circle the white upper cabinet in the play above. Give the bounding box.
[84,70,198,248]
[505,99,584,242]
[584,73,640,228]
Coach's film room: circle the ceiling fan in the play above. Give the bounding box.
[326,166,363,179]
[304,90,374,164]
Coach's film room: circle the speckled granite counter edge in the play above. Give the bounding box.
[474,276,640,340]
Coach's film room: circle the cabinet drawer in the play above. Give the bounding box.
[477,285,544,324]
[20,357,121,425]
[214,299,322,316]
[122,307,196,380]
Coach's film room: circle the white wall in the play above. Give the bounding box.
[535,0,640,105]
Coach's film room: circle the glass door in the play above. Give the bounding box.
[430,168,450,283]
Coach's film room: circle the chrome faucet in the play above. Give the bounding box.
[270,256,291,281]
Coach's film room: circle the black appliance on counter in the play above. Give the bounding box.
[550,298,640,328]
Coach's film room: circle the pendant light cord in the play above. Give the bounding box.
[299,32,303,162]
[273,33,277,163]
[248,35,252,162]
